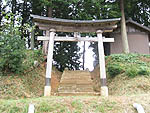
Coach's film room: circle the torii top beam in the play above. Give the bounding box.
[31,14,120,33]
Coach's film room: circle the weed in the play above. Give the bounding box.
[138,66,150,75]
[126,65,138,77]
[38,102,53,112]
[71,100,83,113]
[107,63,124,77]
[95,105,105,113]
[9,106,21,113]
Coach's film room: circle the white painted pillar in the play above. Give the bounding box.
[28,104,35,113]
[44,29,55,96]
[97,30,108,97]
[43,31,49,55]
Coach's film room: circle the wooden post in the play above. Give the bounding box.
[44,29,55,96]
[43,31,49,55]
[97,30,108,97]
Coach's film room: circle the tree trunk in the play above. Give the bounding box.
[0,0,2,26]
[120,0,129,53]
[83,42,85,70]
[11,0,17,27]
[43,1,52,54]
[31,29,35,50]
[48,7,52,17]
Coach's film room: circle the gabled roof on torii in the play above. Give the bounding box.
[31,14,120,33]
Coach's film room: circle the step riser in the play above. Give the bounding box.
[58,70,95,95]
[58,92,100,96]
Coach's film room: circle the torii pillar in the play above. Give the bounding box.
[44,29,55,96]
[97,30,108,97]
[31,14,120,97]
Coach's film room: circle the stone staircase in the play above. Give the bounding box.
[58,70,99,96]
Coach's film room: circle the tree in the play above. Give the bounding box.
[0,13,26,74]
[124,0,150,27]
[0,0,2,26]
[2,0,149,71]
[120,0,129,53]
[0,0,8,26]
[33,0,82,71]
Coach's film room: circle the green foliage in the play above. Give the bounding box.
[37,102,67,113]
[107,63,124,77]
[22,49,44,71]
[71,100,83,110]
[33,49,44,61]
[106,54,150,78]
[39,102,52,112]
[53,41,81,72]
[2,0,149,72]
[0,12,45,75]
[138,66,150,75]
[0,28,26,74]
[110,54,139,63]
[125,65,138,77]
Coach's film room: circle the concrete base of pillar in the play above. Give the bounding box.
[101,86,108,97]
[44,86,51,96]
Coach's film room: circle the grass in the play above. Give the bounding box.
[106,54,150,78]
[108,73,150,96]
[1,94,150,113]
[0,63,45,99]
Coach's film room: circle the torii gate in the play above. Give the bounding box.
[31,15,120,97]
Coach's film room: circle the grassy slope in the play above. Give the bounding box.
[92,54,150,95]
[1,53,150,112]
[0,50,45,99]
[0,63,45,99]
[1,94,150,113]
[106,54,150,96]
[108,74,150,96]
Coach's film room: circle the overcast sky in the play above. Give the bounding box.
[79,41,94,71]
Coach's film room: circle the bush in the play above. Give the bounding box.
[0,30,26,74]
[33,49,44,62]
[138,66,150,75]
[125,66,138,77]
[110,54,139,63]
[107,63,124,78]
[22,49,44,70]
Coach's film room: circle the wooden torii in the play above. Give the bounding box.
[31,15,120,97]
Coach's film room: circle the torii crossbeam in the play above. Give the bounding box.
[31,14,120,97]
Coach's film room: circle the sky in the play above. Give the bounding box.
[79,41,94,71]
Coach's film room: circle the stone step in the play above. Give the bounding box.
[58,92,100,96]
[61,75,92,79]
[58,70,95,95]
[61,76,92,79]
[58,85,93,89]
[58,86,94,92]
[58,87,94,92]
[58,86,93,90]
[60,81,93,85]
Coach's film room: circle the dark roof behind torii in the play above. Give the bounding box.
[126,19,150,33]
[31,14,120,33]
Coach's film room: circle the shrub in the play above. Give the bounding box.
[33,49,44,62]
[125,66,138,77]
[110,54,139,63]
[0,32,26,74]
[138,66,150,75]
[107,63,124,77]
[0,13,27,74]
